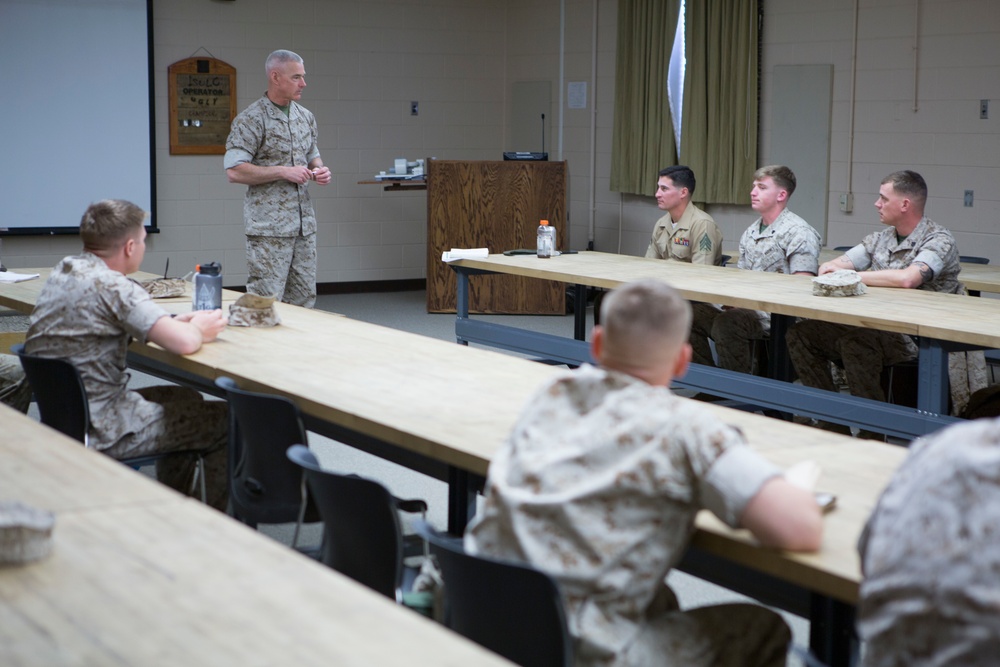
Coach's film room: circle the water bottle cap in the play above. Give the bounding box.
[540,219,549,226]
[196,262,221,275]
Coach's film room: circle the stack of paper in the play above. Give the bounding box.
[441,248,489,263]
[0,271,40,284]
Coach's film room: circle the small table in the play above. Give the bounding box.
[357,178,427,191]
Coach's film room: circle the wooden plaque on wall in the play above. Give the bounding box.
[427,160,567,314]
[168,57,237,155]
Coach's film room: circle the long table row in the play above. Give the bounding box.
[0,267,909,666]
[450,251,1000,438]
[0,404,517,666]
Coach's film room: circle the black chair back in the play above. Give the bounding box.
[960,255,989,265]
[412,520,573,667]
[287,444,405,601]
[12,343,90,445]
[215,377,318,526]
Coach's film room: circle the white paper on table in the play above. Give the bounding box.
[0,271,40,284]
[441,248,489,263]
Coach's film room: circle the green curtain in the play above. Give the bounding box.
[609,0,681,196]
[680,0,759,204]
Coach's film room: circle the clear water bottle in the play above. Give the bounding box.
[193,262,222,311]
[537,219,555,258]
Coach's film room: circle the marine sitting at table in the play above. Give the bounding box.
[594,164,723,332]
[24,199,231,510]
[691,164,822,375]
[786,170,986,435]
[465,279,823,667]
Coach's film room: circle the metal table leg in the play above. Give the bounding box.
[447,467,481,535]
[917,337,950,415]
[573,283,587,341]
[808,594,859,667]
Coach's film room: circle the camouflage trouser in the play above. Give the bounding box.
[786,320,917,403]
[689,302,721,367]
[105,386,229,511]
[246,233,317,308]
[691,304,769,374]
[0,353,30,413]
[950,350,988,416]
[625,602,790,666]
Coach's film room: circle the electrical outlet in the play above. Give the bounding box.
[839,193,854,213]
[965,190,974,207]
[410,101,418,116]
[981,99,989,120]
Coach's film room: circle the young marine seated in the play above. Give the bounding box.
[465,279,824,666]
[858,417,1000,665]
[25,199,230,510]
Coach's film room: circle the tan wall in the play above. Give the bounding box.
[3,0,999,281]
[619,0,1000,260]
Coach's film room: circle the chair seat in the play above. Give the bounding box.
[214,377,322,541]
[13,343,208,501]
[287,444,428,603]
[412,520,573,667]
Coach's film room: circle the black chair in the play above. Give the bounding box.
[833,246,853,251]
[960,255,989,264]
[286,444,427,602]
[214,377,321,549]
[12,343,208,501]
[412,520,573,667]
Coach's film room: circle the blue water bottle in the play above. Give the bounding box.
[193,262,222,311]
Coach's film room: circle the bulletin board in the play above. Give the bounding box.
[168,57,237,155]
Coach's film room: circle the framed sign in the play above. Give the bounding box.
[168,57,236,155]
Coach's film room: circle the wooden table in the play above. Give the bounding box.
[0,268,556,531]
[0,405,516,667]
[449,251,1000,438]
[1,268,905,665]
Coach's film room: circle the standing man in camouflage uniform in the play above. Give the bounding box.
[0,354,30,413]
[786,170,985,420]
[25,200,230,510]
[467,279,823,667]
[857,417,1000,664]
[225,49,331,308]
[693,165,821,373]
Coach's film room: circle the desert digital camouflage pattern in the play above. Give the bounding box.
[466,365,788,666]
[859,417,1000,665]
[0,354,30,413]
[26,254,228,508]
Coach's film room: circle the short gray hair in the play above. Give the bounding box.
[265,49,303,74]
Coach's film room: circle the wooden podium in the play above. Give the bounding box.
[426,160,567,314]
